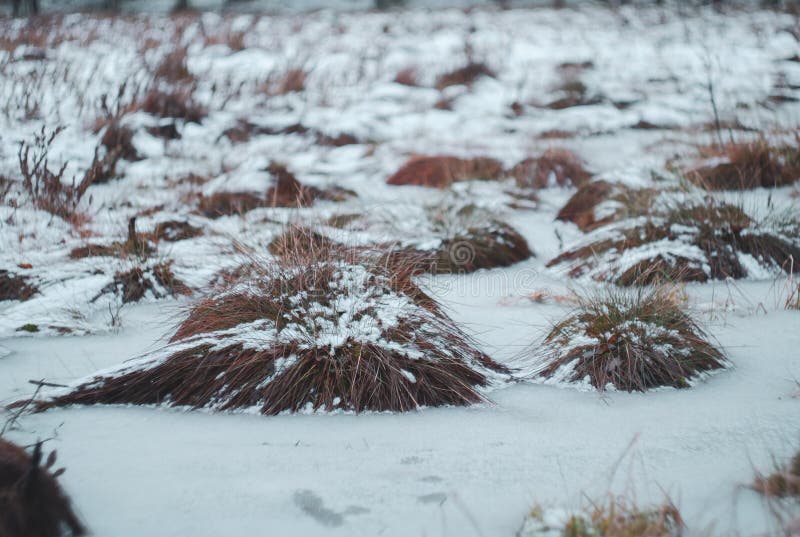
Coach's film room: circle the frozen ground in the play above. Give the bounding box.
[1,3,799,536]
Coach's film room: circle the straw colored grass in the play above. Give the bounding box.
[521,496,683,537]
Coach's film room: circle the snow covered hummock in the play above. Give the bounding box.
[37,253,508,414]
[527,287,727,392]
[548,196,800,285]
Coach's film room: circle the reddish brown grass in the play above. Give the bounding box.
[686,139,800,190]
[0,439,86,537]
[549,201,800,285]
[435,62,495,90]
[137,87,206,123]
[0,270,38,301]
[196,162,321,217]
[555,180,616,230]
[511,148,592,190]
[92,262,190,304]
[18,127,97,223]
[38,245,508,414]
[387,155,505,188]
[394,67,419,87]
[534,286,726,392]
[152,220,203,242]
[752,451,800,499]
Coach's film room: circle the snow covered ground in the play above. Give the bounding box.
[1,3,799,535]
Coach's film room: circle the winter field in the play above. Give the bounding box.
[1,2,800,536]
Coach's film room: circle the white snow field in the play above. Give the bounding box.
[1,2,800,536]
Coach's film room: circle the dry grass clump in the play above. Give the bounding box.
[152,220,203,242]
[752,451,800,499]
[555,181,659,232]
[0,270,38,302]
[220,120,359,147]
[267,225,345,261]
[99,121,141,164]
[387,155,505,188]
[92,262,190,304]
[685,138,800,190]
[398,204,532,274]
[529,286,726,392]
[0,439,86,537]
[196,162,320,218]
[137,87,206,123]
[18,127,97,223]
[37,245,507,415]
[548,199,800,285]
[394,67,419,87]
[435,61,495,90]
[151,47,193,85]
[511,148,592,190]
[70,217,154,260]
[544,77,604,110]
[520,496,683,537]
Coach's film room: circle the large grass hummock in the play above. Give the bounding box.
[527,286,727,392]
[36,247,507,414]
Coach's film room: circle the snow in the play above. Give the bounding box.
[0,2,799,536]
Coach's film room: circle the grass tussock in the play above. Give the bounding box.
[685,138,800,190]
[152,220,203,242]
[521,496,683,537]
[752,451,800,499]
[555,181,658,232]
[549,199,800,285]
[92,261,190,304]
[196,162,320,218]
[387,155,505,188]
[435,61,495,90]
[398,204,533,274]
[512,148,592,190]
[137,87,207,123]
[70,217,154,260]
[38,242,508,415]
[0,439,86,537]
[0,270,38,301]
[530,286,726,392]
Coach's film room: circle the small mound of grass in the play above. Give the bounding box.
[529,286,726,392]
[555,181,659,231]
[138,87,207,123]
[196,162,321,218]
[549,199,800,285]
[435,61,495,90]
[0,439,86,537]
[511,148,592,190]
[752,450,800,499]
[70,217,154,259]
[38,246,507,414]
[152,220,203,242]
[92,262,190,304]
[387,155,505,188]
[99,120,141,163]
[520,497,683,537]
[0,270,37,301]
[684,138,800,190]
[399,204,532,274]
